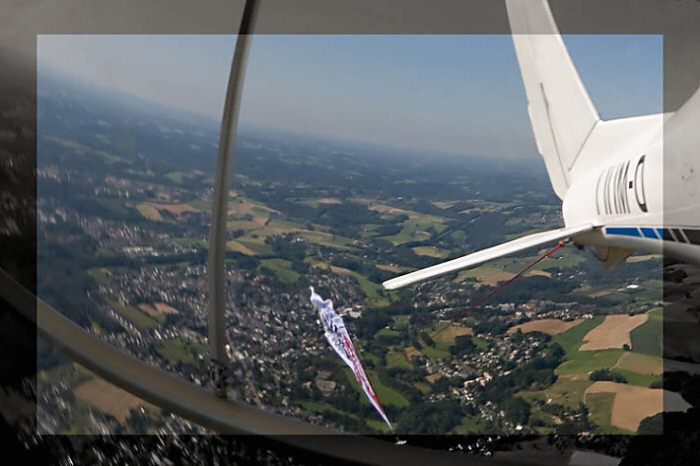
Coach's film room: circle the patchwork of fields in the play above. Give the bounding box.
[512,309,671,433]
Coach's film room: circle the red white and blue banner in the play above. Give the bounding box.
[310,287,394,432]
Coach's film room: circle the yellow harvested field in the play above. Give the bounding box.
[227,240,258,256]
[136,203,164,221]
[330,265,353,275]
[613,352,663,376]
[317,198,341,204]
[74,378,154,422]
[479,271,516,286]
[426,373,444,383]
[433,325,473,342]
[228,197,279,216]
[432,201,456,209]
[138,302,178,317]
[412,246,449,258]
[460,269,549,287]
[508,318,584,336]
[579,314,648,351]
[355,199,445,223]
[376,264,403,273]
[585,382,691,432]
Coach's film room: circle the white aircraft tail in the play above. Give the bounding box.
[506,0,600,200]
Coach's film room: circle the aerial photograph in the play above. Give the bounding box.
[2,0,700,464]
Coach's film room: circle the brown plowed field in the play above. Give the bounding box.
[508,318,584,335]
[579,314,648,351]
[585,381,690,432]
[75,378,155,422]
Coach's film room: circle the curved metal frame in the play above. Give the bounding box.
[207,0,259,398]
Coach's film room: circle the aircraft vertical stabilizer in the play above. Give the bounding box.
[506,0,600,200]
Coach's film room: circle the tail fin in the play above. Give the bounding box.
[506,0,600,200]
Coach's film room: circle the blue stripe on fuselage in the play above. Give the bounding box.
[605,227,641,237]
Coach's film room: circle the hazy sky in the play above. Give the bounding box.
[38,34,662,158]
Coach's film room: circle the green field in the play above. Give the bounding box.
[97,198,133,217]
[630,308,663,357]
[348,271,387,305]
[551,316,605,356]
[259,258,300,284]
[236,236,273,255]
[379,217,447,246]
[299,401,391,433]
[299,231,355,250]
[412,246,450,258]
[155,338,207,365]
[375,328,400,339]
[611,368,661,388]
[386,350,412,369]
[421,345,450,360]
[165,172,185,184]
[187,198,213,211]
[105,299,159,330]
[585,392,634,434]
[586,392,616,432]
[342,368,409,407]
[472,336,488,350]
[393,315,410,330]
[555,349,625,376]
[88,268,111,286]
[452,415,492,434]
[544,375,593,407]
[171,237,208,249]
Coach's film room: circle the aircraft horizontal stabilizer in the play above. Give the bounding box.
[382,224,594,290]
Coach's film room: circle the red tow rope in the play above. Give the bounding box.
[431,240,567,339]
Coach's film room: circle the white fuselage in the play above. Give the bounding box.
[562,91,700,265]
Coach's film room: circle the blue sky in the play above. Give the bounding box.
[38,34,662,158]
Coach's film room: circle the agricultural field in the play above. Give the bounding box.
[551,317,605,356]
[88,268,112,286]
[585,381,690,432]
[353,201,447,245]
[146,202,199,216]
[508,318,584,336]
[226,240,259,256]
[421,345,451,360]
[579,313,649,351]
[555,349,625,376]
[74,377,155,423]
[584,392,626,434]
[412,246,450,258]
[259,258,300,284]
[432,324,472,343]
[137,302,179,318]
[630,308,663,357]
[544,374,593,407]
[154,338,207,366]
[386,350,412,369]
[106,299,161,330]
[136,203,165,222]
[342,368,409,408]
[613,352,662,376]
